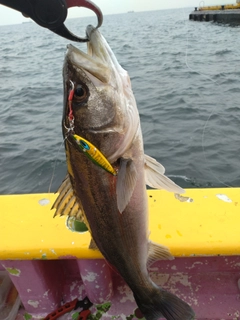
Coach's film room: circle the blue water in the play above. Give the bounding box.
[0,8,240,194]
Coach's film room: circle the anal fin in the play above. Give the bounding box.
[147,241,174,268]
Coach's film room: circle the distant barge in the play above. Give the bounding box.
[189,0,240,24]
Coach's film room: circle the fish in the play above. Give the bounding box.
[53,25,195,320]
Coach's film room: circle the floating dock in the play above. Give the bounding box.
[189,1,240,24]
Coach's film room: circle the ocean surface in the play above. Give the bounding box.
[0,8,239,195]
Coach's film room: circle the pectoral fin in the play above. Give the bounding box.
[144,154,185,194]
[52,175,86,223]
[116,158,138,213]
[147,241,174,268]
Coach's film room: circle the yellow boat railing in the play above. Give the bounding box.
[0,188,240,260]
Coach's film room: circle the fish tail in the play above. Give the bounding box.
[134,285,195,320]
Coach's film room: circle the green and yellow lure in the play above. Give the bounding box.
[72,134,117,176]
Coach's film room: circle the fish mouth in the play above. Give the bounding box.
[65,25,122,85]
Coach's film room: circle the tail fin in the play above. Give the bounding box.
[134,286,195,320]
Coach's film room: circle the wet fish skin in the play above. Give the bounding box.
[58,25,195,320]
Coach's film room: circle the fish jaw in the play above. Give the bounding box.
[66,24,131,88]
[65,43,111,85]
[64,24,132,93]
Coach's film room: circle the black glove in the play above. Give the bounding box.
[0,0,103,41]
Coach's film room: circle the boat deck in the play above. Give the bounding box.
[0,188,240,319]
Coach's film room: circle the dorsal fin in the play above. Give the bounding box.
[144,154,185,194]
[144,154,165,174]
[52,175,86,223]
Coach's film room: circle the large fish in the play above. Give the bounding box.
[53,25,195,320]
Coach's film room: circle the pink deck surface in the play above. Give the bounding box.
[1,256,240,319]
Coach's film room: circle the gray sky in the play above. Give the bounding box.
[0,0,237,26]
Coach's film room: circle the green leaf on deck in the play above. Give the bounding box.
[24,313,32,320]
[96,302,111,312]
[72,312,79,320]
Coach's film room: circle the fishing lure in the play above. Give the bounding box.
[72,134,117,176]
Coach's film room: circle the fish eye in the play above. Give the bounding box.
[74,85,87,101]
[75,86,84,97]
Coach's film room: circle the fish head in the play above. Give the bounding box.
[63,25,139,161]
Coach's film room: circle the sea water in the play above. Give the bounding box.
[0,8,239,194]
